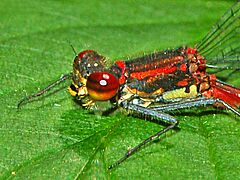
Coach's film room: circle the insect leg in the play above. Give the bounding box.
[108,101,178,169]
[152,97,240,116]
[18,73,72,108]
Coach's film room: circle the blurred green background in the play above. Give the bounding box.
[0,0,239,179]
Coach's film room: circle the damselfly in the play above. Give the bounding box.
[18,2,240,169]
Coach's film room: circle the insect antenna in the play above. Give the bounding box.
[67,40,77,56]
[18,73,72,108]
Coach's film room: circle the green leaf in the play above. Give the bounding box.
[1,0,239,179]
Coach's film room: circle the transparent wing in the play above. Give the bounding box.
[196,2,240,70]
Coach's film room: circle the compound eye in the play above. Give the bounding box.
[86,72,119,101]
[77,50,95,59]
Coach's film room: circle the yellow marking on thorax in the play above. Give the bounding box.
[126,86,164,98]
[163,85,198,100]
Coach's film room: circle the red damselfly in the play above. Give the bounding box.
[18,2,240,169]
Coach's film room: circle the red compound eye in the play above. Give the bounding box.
[86,72,119,101]
[78,50,95,58]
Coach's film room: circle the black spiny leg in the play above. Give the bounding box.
[108,101,178,170]
[151,97,240,116]
[18,73,72,108]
